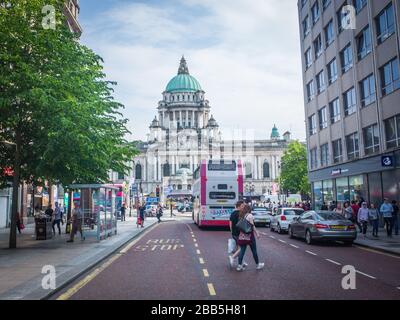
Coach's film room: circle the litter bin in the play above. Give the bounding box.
[35,217,53,240]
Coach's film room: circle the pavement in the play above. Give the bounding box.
[353,226,400,256]
[53,220,400,300]
[0,215,161,300]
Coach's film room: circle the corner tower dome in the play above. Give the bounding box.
[165,56,202,93]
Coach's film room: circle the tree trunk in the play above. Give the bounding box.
[9,129,21,249]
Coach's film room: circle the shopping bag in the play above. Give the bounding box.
[20,223,25,230]
[228,238,236,254]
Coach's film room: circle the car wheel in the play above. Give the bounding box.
[277,224,282,234]
[289,226,294,239]
[305,230,313,245]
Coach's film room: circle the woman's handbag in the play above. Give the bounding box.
[238,231,252,245]
[236,214,252,234]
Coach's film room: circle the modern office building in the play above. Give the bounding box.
[298,0,400,208]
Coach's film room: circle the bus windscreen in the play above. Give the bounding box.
[209,192,236,200]
[208,161,236,171]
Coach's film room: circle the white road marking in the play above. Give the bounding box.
[203,269,209,277]
[199,258,205,264]
[278,239,286,243]
[194,243,198,248]
[356,270,376,280]
[397,287,400,290]
[290,244,299,248]
[196,249,201,255]
[325,259,341,266]
[207,283,216,296]
[305,250,317,256]
[270,236,275,239]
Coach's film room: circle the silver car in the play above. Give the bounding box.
[270,208,305,234]
[288,211,357,245]
[251,207,272,227]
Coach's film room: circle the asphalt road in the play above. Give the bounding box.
[54,219,400,300]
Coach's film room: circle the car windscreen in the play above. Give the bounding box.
[252,209,268,215]
[315,212,345,221]
[283,209,304,216]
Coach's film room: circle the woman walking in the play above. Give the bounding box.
[236,204,264,272]
[343,202,353,220]
[369,203,379,237]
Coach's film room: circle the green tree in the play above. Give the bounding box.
[279,141,310,197]
[0,0,137,248]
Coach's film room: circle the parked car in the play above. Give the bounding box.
[145,204,157,216]
[251,207,272,227]
[288,211,357,245]
[270,208,305,234]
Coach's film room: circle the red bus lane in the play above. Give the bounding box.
[60,222,211,300]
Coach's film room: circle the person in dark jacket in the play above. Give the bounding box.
[156,204,163,223]
[139,204,145,228]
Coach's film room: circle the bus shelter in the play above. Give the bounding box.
[67,184,119,241]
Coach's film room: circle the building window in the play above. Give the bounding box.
[327,58,338,84]
[337,5,350,34]
[245,162,252,179]
[376,3,395,45]
[354,0,367,14]
[384,114,400,149]
[310,148,318,170]
[135,164,142,180]
[178,185,182,190]
[187,184,192,191]
[313,34,323,59]
[380,58,400,96]
[318,107,328,130]
[305,47,312,69]
[322,0,331,11]
[306,80,315,101]
[363,123,380,155]
[324,20,334,48]
[343,87,357,116]
[332,139,343,163]
[329,98,341,124]
[311,1,320,25]
[359,74,376,107]
[303,15,310,38]
[263,162,270,178]
[346,132,360,160]
[357,25,372,61]
[320,143,329,167]
[163,163,171,177]
[309,114,317,135]
[316,70,326,94]
[340,43,353,74]
[118,172,124,180]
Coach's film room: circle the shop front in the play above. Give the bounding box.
[309,151,400,210]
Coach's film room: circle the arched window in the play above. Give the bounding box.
[263,161,270,178]
[173,184,176,190]
[187,184,192,191]
[178,185,182,190]
[245,162,252,179]
[135,164,142,180]
[163,163,171,177]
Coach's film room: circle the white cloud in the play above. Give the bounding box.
[80,0,306,141]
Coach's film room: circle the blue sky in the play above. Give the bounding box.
[79,0,305,141]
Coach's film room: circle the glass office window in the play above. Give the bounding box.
[313,181,323,210]
[336,177,350,204]
[368,172,382,207]
[382,169,400,201]
[323,180,334,206]
[349,175,366,203]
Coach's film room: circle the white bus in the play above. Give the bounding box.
[192,159,244,227]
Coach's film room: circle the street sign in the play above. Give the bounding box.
[381,156,394,167]
[146,197,159,203]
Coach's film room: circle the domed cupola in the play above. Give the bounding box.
[150,116,160,128]
[206,115,219,128]
[165,56,202,93]
[271,124,280,140]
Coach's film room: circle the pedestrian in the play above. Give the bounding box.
[334,203,344,216]
[350,200,362,232]
[358,202,369,238]
[156,203,163,223]
[228,201,248,268]
[139,204,145,228]
[380,198,394,237]
[329,201,336,211]
[67,203,84,243]
[392,200,399,236]
[16,212,23,234]
[236,204,264,272]
[343,202,353,220]
[45,204,54,220]
[321,202,328,210]
[369,203,379,238]
[52,202,63,235]
[120,203,126,222]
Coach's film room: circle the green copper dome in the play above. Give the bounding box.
[271,124,280,139]
[165,57,202,93]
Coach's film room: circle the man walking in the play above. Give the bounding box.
[380,198,394,237]
[52,202,63,235]
[67,203,84,243]
[120,203,126,222]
